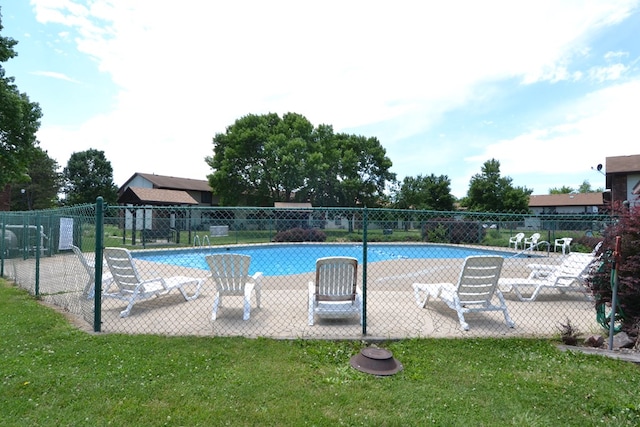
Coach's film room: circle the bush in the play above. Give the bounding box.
[273,228,327,242]
[573,235,603,253]
[422,219,486,244]
[586,205,640,332]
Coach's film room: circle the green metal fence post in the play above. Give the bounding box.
[22,214,28,260]
[1,214,5,277]
[35,214,41,296]
[94,197,104,332]
[362,206,368,335]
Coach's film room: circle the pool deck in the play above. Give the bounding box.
[8,249,602,340]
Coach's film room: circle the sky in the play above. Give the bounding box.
[2,0,639,198]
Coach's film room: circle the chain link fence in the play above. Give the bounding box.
[1,202,610,339]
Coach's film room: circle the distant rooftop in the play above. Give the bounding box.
[529,192,603,207]
[606,154,640,174]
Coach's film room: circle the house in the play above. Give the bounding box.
[526,193,606,230]
[605,154,640,208]
[116,173,220,239]
[117,172,217,207]
[528,193,605,215]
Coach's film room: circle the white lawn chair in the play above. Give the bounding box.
[509,233,525,250]
[72,245,113,299]
[498,252,596,301]
[308,257,362,326]
[412,256,514,331]
[554,237,573,254]
[205,254,263,321]
[524,233,541,250]
[104,247,203,317]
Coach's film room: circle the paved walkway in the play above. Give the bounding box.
[6,250,602,339]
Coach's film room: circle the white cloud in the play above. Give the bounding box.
[604,50,630,61]
[588,63,629,82]
[31,70,80,83]
[467,79,640,193]
[26,0,640,191]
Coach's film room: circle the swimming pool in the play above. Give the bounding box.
[134,244,533,276]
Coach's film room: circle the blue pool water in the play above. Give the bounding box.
[134,244,529,276]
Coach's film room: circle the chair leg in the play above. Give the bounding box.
[211,293,220,321]
[413,284,433,308]
[255,287,261,308]
[243,295,251,321]
[511,284,540,302]
[452,298,469,331]
[84,278,94,300]
[120,298,137,318]
[413,285,424,307]
[308,288,315,326]
[497,292,515,328]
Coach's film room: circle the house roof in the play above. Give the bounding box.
[120,172,211,193]
[118,187,199,205]
[274,202,312,209]
[605,154,640,174]
[529,193,603,207]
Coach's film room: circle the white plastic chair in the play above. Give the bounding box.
[498,252,596,301]
[308,257,362,326]
[509,233,525,250]
[72,245,113,299]
[554,237,573,254]
[206,254,263,321]
[524,233,541,250]
[104,247,203,317]
[412,256,514,331]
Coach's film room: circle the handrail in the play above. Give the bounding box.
[511,240,551,258]
[193,235,200,247]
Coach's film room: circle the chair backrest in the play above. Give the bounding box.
[455,256,504,304]
[314,257,358,302]
[205,254,252,292]
[591,241,603,255]
[509,233,524,243]
[72,245,93,274]
[104,247,144,292]
[557,252,594,276]
[529,233,540,242]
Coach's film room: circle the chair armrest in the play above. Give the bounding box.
[527,263,555,271]
[526,263,555,278]
[308,282,316,306]
[251,272,264,291]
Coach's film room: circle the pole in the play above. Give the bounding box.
[94,197,104,332]
[35,214,41,296]
[608,236,621,349]
[362,207,367,335]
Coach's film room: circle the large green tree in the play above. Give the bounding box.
[63,149,118,206]
[549,180,604,194]
[549,185,574,194]
[10,147,61,210]
[461,158,532,212]
[0,10,42,190]
[206,113,396,207]
[394,174,456,211]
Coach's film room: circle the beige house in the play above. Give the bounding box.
[528,193,605,215]
[117,172,216,207]
[605,154,640,209]
[116,173,219,238]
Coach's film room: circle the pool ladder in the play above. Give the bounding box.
[193,234,210,247]
[511,241,551,258]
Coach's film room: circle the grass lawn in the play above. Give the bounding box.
[1,279,639,426]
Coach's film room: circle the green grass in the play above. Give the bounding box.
[2,279,639,426]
